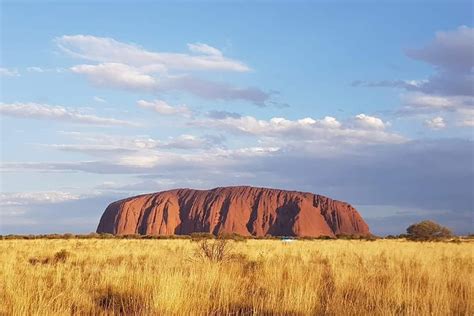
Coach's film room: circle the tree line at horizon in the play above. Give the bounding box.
[2,220,472,241]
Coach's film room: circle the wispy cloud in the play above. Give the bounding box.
[137,99,192,116]
[93,96,107,103]
[56,34,250,72]
[187,42,223,57]
[58,35,273,105]
[0,102,138,127]
[159,75,271,106]
[38,131,224,157]
[43,132,159,156]
[0,67,19,77]
[0,191,80,206]
[70,63,271,105]
[26,66,65,73]
[71,63,157,90]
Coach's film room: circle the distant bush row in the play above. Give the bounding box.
[0,232,338,241]
[2,224,471,241]
[0,232,379,241]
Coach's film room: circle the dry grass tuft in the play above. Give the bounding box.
[96,287,150,315]
[28,249,71,265]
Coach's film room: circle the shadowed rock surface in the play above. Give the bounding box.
[97,186,370,237]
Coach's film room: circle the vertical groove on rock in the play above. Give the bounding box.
[246,190,264,235]
[137,195,159,234]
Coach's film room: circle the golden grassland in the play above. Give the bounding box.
[0,239,472,315]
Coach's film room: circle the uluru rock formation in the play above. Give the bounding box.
[97,186,370,237]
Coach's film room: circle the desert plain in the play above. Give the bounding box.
[1,238,472,315]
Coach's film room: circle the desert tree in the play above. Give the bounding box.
[406,220,452,241]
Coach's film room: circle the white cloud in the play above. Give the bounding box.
[187,42,223,56]
[0,67,19,77]
[45,132,159,156]
[56,34,249,72]
[354,114,386,129]
[116,155,163,168]
[192,114,404,146]
[0,102,137,127]
[163,134,207,149]
[0,191,80,206]
[402,93,472,110]
[319,116,342,128]
[41,132,224,159]
[400,92,474,127]
[71,63,157,90]
[137,99,192,116]
[424,117,446,130]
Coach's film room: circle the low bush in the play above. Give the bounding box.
[195,238,234,262]
[217,233,248,242]
[297,235,335,240]
[190,232,215,241]
[122,234,142,239]
[97,233,115,239]
[336,234,361,240]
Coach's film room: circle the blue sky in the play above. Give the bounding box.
[1,0,473,235]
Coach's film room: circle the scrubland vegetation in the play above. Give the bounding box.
[1,238,472,315]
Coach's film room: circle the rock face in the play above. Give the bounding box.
[97,186,370,237]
